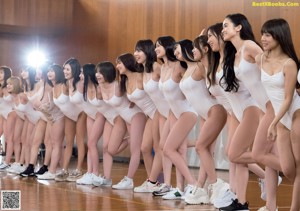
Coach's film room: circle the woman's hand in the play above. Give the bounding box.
[267,123,277,142]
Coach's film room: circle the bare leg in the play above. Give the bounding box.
[75,112,87,171]
[141,118,154,177]
[3,111,17,164]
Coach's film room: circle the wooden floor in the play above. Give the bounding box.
[0,156,293,211]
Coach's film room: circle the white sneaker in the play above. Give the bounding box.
[162,187,183,200]
[92,175,112,187]
[208,178,230,204]
[213,188,237,208]
[37,172,56,180]
[76,173,93,185]
[112,176,134,190]
[184,186,210,204]
[67,169,83,182]
[258,206,278,211]
[0,162,10,170]
[6,163,24,174]
[181,184,193,200]
[134,180,161,193]
[152,183,172,196]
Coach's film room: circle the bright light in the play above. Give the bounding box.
[27,50,46,68]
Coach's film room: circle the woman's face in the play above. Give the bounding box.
[222,18,239,41]
[192,46,202,61]
[47,69,56,81]
[134,49,146,64]
[207,30,220,52]
[115,60,126,75]
[63,64,73,80]
[174,44,183,61]
[6,80,13,93]
[155,42,166,59]
[95,68,105,84]
[261,32,278,51]
[20,69,29,80]
[79,68,84,81]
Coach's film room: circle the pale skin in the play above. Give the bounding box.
[223,17,280,209]
[96,72,129,179]
[259,31,299,211]
[63,63,87,172]
[187,42,227,187]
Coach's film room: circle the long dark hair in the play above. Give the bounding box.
[206,23,223,88]
[194,35,213,87]
[96,61,116,83]
[117,53,139,94]
[175,39,194,62]
[47,64,66,87]
[63,58,81,92]
[82,63,98,101]
[222,13,257,92]
[135,40,157,73]
[21,66,37,92]
[261,18,300,88]
[0,66,12,88]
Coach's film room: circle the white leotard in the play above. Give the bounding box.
[89,97,118,125]
[0,94,14,119]
[159,68,197,119]
[143,74,170,118]
[104,81,142,124]
[180,68,218,120]
[234,44,269,112]
[14,95,40,124]
[261,59,300,130]
[127,88,156,119]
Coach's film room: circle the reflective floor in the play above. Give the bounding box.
[0,156,293,211]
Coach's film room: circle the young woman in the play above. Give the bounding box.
[97,61,146,189]
[34,66,65,180]
[117,52,157,182]
[20,65,50,176]
[93,63,130,187]
[259,18,300,211]
[4,76,24,172]
[75,63,105,185]
[0,66,17,170]
[56,58,87,182]
[133,39,169,193]
[221,14,282,210]
[155,36,199,200]
[205,22,266,210]
[174,38,229,205]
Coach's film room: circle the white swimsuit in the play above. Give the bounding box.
[104,81,142,124]
[15,96,40,124]
[143,74,170,118]
[261,59,300,130]
[218,70,258,122]
[89,97,118,125]
[69,90,98,120]
[27,86,47,122]
[127,88,156,119]
[180,68,218,120]
[234,44,269,112]
[53,88,81,122]
[0,94,14,119]
[159,68,197,119]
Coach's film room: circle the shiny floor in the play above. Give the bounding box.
[0,156,293,211]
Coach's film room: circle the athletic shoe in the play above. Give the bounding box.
[152,183,172,196]
[162,188,183,200]
[208,178,230,204]
[184,186,210,205]
[134,180,161,193]
[55,169,69,182]
[34,165,48,176]
[219,199,249,211]
[181,184,194,200]
[0,162,10,170]
[258,206,278,211]
[214,188,237,208]
[6,163,25,174]
[92,175,112,187]
[20,165,35,177]
[112,176,134,190]
[76,173,93,185]
[37,172,56,180]
[67,169,83,182]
